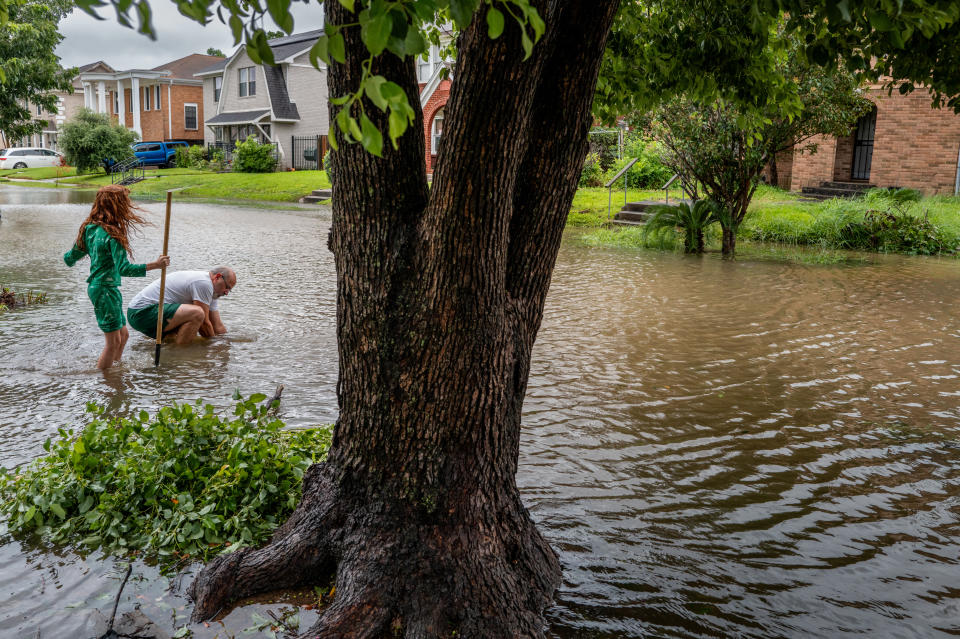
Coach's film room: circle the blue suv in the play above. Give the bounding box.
[132,141,188,168]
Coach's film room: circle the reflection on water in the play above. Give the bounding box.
[2,187,960,638]
[0,183,96,206]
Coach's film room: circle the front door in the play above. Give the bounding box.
[851,108,876,181]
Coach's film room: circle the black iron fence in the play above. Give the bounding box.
[291,135,327,171]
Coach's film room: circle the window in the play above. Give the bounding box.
[418,46,445,83]
[128,90,133,112]
[143,86,151,111]
[36,104,42,115]
[431,110,444,154]
[239,67,256,97]
[184,103,198,130]
[155,85,161,109]
[114,91,119,114]
[214,76,222,102]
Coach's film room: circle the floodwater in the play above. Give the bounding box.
[2,184,960,638]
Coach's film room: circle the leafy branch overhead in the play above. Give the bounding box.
[62,0,544,157]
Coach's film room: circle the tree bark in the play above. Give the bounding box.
[188,1,621,637]
[721,226,737,257]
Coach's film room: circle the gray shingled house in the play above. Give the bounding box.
[195,30,329,170]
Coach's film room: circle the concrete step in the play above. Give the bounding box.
[819,181,875,191]
[800,186,868,199]
[300,188,333,204]
[611,219,646,227]
[616,210,653,223]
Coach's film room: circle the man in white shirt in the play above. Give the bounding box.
[127,267,236,344]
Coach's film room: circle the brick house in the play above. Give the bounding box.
[4,61,115,150]
[77,54,223,144]
[774,83,960,195]
[197,30,453,171]
[418,43,452,174]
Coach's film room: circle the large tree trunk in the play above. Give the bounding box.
[188,1,620,636]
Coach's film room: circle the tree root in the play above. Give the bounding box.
[188,463,561,638]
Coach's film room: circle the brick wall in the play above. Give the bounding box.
[109,85,205,143]
[832,133,855,181]
[787,86,960,194]
[788,134,838,190]
[421,79,450,173]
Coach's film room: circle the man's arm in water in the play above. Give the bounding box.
[210,310,227,335]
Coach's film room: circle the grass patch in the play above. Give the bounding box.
[569,186,685,226]
[53,168,330,202]
[0,396,332,566]
[745,190,960,255]
[581,226,681,251]
[0,166,78,179]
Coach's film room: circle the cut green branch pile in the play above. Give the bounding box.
[0,396,332,566]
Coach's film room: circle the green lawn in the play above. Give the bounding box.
[0,166,78,179]
[36,168,331,203]
[576,185,960,260]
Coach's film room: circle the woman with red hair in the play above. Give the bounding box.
[64,184,169,369]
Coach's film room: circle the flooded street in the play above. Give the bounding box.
[2,184,960,637]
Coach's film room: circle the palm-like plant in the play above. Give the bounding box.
[643,198,722,253]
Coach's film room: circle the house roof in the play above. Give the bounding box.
[77,61,115,74]
[264,66,300,120]
[267,29,324,61]
[152,54,226,80]
[195,59,228,77]
[206,109,271,125]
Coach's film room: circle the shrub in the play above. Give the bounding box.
[0,396,332,565]
[837,209,948,255]
[188,145,206,167]
[59,108,138,174]
[174,146,190,168]
[579,152,603,187]
[233,135,277,173]
[207,147,226,172]
[644,199,722,253]
[588,129,620,170]
[323,149,336,184]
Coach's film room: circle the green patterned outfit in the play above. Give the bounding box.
[64,224,146,332]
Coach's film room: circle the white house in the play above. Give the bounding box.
[195,30,329,169]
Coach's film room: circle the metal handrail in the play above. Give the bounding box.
[606,157,640,220]
[110,157,144,185]
[660,173,685,204]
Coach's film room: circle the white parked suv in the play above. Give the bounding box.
[0,147,64,170]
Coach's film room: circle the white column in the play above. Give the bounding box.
[97,81,107,114]
[82,83,91,109]
[131,77,141,138]
[167,83,173,139]
[117,80,125,126]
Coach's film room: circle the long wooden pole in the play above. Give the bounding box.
[154,191,172,366]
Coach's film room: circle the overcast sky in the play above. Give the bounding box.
[55,2,325,70]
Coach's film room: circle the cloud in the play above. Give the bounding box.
[55,2,325,70]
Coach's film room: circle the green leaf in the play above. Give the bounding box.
[232,388,242,400]
[388,109,409,148]
[310,35,330,67]
[361,12,392,56]
[329,31,346,63]
[486,7,504,39]
[364,75,389,111]
[449,0,480,28]
[249,393,267,403]
[521,30,533,60]
[360,113,384,157]
[23,506,36,524]
[337,0,354,12]
[403,26,427,57]
[50,503,66,519]
[266,0,293,35]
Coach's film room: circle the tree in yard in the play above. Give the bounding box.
[0,0,74,145]
[59,109,138,173]
[205,46,225,56]
[649,45,872,257]
[9,0,960,635]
